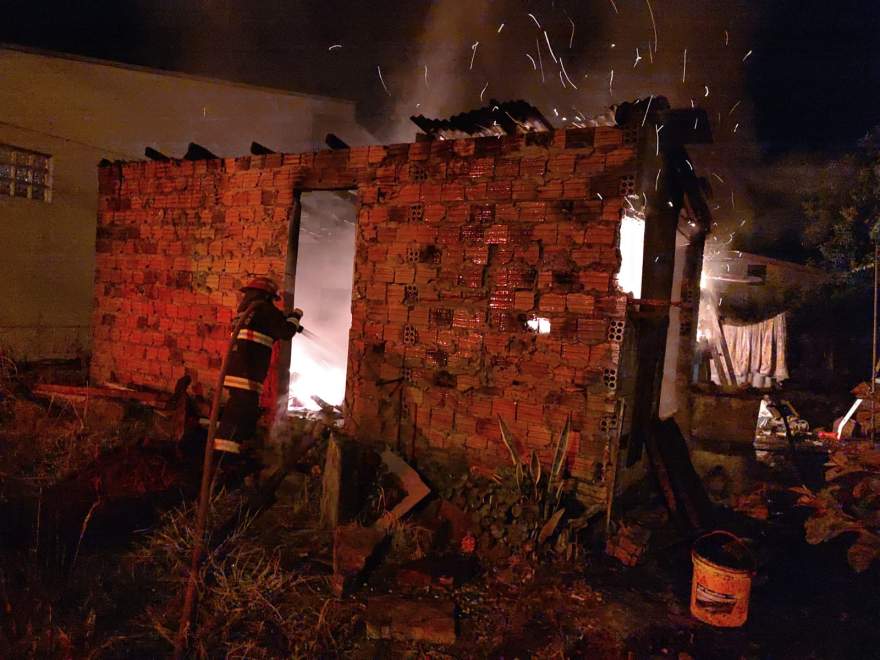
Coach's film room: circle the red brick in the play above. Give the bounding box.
[561,344,590,368]
[486,181,512,200]
[580,270,611,292]
[566,293,595,314]
[514,291,535,310]
[521,156,546,178]
[539,293,566,313]
[517,402,544,424]
[537,180,564,199]
[492,398,517,421]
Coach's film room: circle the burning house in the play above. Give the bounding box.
[90,95,714,511]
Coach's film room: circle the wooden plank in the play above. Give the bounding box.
[275,191,303,415]
[708,295,737,386]
[604,400,627,536]
[649,418,715,530]
[32,383,169,406]
[320,434,343,529]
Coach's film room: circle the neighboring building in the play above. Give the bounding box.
[695,249,827,389]
[0,44,372,359]
[701,250,826,314]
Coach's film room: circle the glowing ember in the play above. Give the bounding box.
[289,338,347,411]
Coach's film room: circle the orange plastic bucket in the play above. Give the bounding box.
[690,530,755,627]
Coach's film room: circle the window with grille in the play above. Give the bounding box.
[0,144,52,202]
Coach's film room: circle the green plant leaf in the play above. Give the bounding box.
[530,449,541,490]
[804,510,862,545]
[847,532,880,572]
[538,508,565,545]
[498,415,524,488]
[546,414,571,499]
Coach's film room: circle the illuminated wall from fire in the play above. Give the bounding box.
[90,126,641,507]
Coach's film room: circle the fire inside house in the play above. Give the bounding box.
[6,1,880,655]
[90,97,711,513]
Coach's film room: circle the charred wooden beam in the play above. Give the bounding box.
[250,141,276,155]
[325,133,350,150]
[145,147,170,161]
[183,142,217,160]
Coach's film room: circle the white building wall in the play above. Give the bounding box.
[0,45,371,359]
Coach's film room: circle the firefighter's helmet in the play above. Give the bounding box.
[240,276,280,299]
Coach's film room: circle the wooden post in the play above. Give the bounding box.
[626,139,684,466]
[276,191,303,418]
[707,292,736,386]
[320,434,342,529]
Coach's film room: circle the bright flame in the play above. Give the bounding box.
[289,337,347,412]
[526,317,551,334]
[617,213,645,298]
[700,270,708,290]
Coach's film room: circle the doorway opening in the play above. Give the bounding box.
[288,190,357,412]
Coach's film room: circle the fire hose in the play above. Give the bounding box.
[172,300,262,658]
[173,302,308,657]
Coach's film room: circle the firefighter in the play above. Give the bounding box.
[214,276,303,473]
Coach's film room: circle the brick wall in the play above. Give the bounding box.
[347,128,637,502]
[92,155,293,399]
[91,126,638,503]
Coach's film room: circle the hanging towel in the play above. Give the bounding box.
[711,312,788,388]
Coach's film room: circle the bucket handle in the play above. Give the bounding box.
[695,530,757,574]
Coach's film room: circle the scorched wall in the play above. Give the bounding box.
[92,127,638,503]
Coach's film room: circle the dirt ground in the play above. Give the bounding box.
[1,368,878,658]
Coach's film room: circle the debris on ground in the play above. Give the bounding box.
[606,523,652,567]
[365,596,457,645]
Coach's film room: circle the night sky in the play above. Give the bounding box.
[3,0,879,256]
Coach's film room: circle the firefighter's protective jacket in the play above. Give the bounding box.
[223,296,299,395]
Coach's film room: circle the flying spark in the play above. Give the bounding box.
[497,23,505,33]
[609,68,614,94]
[544,31,558,63]
[537,38,545,82]
[711,172,724,183]
[655,168,661,190]
[424,64,429,88]
[728,100,741,115]
[634,48,642,67]
[470,42,480,70]
[609,0,619,14]
[645,0,658,52]
[559,70,567,88]
[704,85,710,97]
[724,30,729,46]
[560,57,578,88]
[328,44,342,51]
[480,81,489,102]
[528,13,541,28]
[377,66,390,95]
[682,49,687,83]
[642,94,654,126]
[733,123,740,133]
[568,17,575,48]
[742,49,753,62]
[526,53,537,70]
